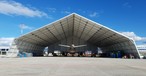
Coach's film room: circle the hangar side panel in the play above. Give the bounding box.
[7,39,45,57]
[100,40,140,58]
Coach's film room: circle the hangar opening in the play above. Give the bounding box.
[7,13,140,58]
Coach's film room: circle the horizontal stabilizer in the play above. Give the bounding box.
[59,44,70,47]
[74,45,86,48]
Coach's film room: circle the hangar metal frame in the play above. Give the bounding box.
[7,13,140,58]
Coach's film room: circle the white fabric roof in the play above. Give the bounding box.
[14,13,140,57]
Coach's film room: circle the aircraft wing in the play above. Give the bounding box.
[59,44,70,47]
[74,45,86,48]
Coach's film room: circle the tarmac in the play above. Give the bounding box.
[0,57,146,76]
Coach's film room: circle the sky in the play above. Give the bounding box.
[0,0,146,47]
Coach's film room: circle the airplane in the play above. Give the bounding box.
[59,44,86,54]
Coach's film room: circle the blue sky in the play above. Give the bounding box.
[0,0,146,46]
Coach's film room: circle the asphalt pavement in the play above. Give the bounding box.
[0,57,146,76]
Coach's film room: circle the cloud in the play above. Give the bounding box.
[48,8,56,13]
[61,11,71,14]
[123,2,132,8]
[0,37,14,47]
[0,0,48,17]
[19,24,34,34]
[120,32,146,41]
[137,44,146,47]
[89,12,99,18]
[19,24,33,30]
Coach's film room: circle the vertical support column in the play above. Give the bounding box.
[0,49,2,55]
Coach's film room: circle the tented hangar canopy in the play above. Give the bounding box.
[9,13,140,58]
